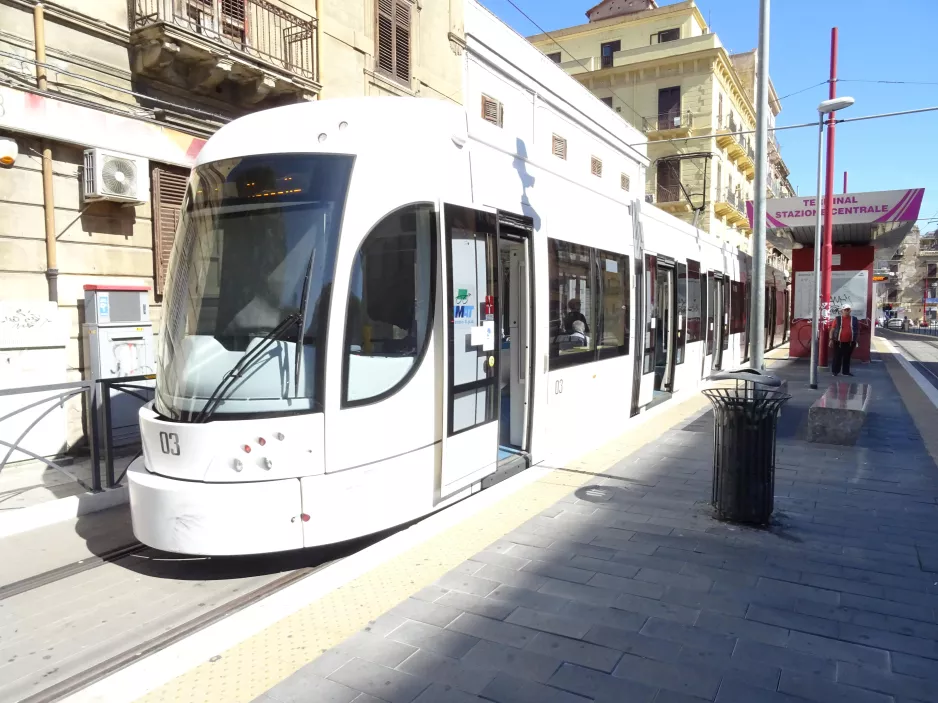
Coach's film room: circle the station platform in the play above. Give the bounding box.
[5,341,938,703]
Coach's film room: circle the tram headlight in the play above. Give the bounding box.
[233,459,243,472]
[263,457,273,470]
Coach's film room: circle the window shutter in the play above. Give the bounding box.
[394,0,411,83]
[377,0,394,75]
[376,0,411,84]
[152,165,189,296]
[481,95,503,127]
[552,134,567,160]
[591,156,603,178]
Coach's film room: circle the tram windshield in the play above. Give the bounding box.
[155,154,354,420]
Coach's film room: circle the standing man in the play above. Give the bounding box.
[830,303,859,377]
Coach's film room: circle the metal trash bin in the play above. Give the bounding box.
[702,369,790,525]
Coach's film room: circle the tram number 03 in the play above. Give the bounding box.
[159,431,181,456]
[554,379,564,395]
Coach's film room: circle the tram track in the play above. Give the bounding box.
[17,559,333,703]
[0,542,146,602]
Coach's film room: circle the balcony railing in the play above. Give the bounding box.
[643,110,693,134]
[132,0,316,80]
[656,184,683,204]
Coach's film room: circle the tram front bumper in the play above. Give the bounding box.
[127,458,305,556]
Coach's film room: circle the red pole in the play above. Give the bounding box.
[843,171,847,194]
[819,27,838,368]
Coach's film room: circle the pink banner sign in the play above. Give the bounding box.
[747,188,925,229]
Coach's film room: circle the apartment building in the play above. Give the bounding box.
[527,0,795,260]
[0,0,464,448]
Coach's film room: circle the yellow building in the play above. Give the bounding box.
[528,0,794,262]
[0,0,464,451]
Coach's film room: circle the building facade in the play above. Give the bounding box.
[527,0,794,261]
[876,226,938,324]
[0,0,464,451]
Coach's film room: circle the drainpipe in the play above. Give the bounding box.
[34,3,58,302]
[315,0,322,98]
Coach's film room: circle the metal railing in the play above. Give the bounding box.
[132,0,317,80]
[718,188,745,213]
[643,110,693,133]
[656,184,683,203]
[0,375,156,492]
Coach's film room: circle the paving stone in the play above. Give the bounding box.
[524,631,623,672]
[388,599,462,629]
[786,631,889,670]
[695,611,789,646]
[746,604,840,638]
[640,617,736,654]
[731,639,836,679]
[487,584,572,615]
[715,677,823,703]
[520,561,596,584]
[677,649,781,692]
[583,624,682,663]
[327,658,428,703]
[557,600,648,633]
[411,683,486,703]
[538,578,620,606]
[364,614,409,637]
[612,652,723,700]
[796,599,938,640]
[505,607,591,639]
[480,671,591,703]
[635,567,713,592]
[474,564,548,590]
[468,549,530,571]
[836,661,938,702]
[891,651,938,681]
[433,591,516,621]
[778,670,893,703]
[326,632,418,669]
[387,620,479,659]
[651,692,714,703]
[445,612,538,649]
[547,663,657,702]
[435,573,498,598]
[567,555,641,579]
[659,586,749,617]
[396,649,494,696]
[837,621,938,659]
[411,585,449,603]
[839,592,935,623]
[460,639,562,684]
[756,578,841,606]
[264,672,361,703]
[588,571,667,599]
[614,593,700,625]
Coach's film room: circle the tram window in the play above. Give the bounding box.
[343,203,436,405]
[730,281,745,334]
[596,249,630,360]
[685,259,702,343]
[676,262,687,364]
[549,238,596,369]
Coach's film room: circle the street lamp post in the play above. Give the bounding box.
[809,96,855,389]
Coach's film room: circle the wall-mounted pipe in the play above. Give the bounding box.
[34,3,58,303]
[315,0,322,98]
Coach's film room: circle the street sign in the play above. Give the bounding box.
[872,275,888,282]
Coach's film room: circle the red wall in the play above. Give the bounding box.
[790,245,874,363]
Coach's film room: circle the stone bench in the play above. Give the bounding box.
[807,382,872,445]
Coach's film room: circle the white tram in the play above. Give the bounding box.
[128,1,789,555]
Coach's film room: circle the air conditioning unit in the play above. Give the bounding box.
[83,148,150,204]
[645,194,655,204]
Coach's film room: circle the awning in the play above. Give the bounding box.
[746,188,925,253]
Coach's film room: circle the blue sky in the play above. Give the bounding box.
[479,0,938,233]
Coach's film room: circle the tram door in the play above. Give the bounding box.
[496,212,534,458]
[710,273,727,370]
[440,204,500,497]
[654,259,678,394]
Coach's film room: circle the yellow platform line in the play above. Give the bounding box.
[138,393,711,703]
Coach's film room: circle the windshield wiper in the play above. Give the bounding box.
[194,312,302,424]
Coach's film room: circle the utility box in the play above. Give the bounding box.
[82,285,155,447]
